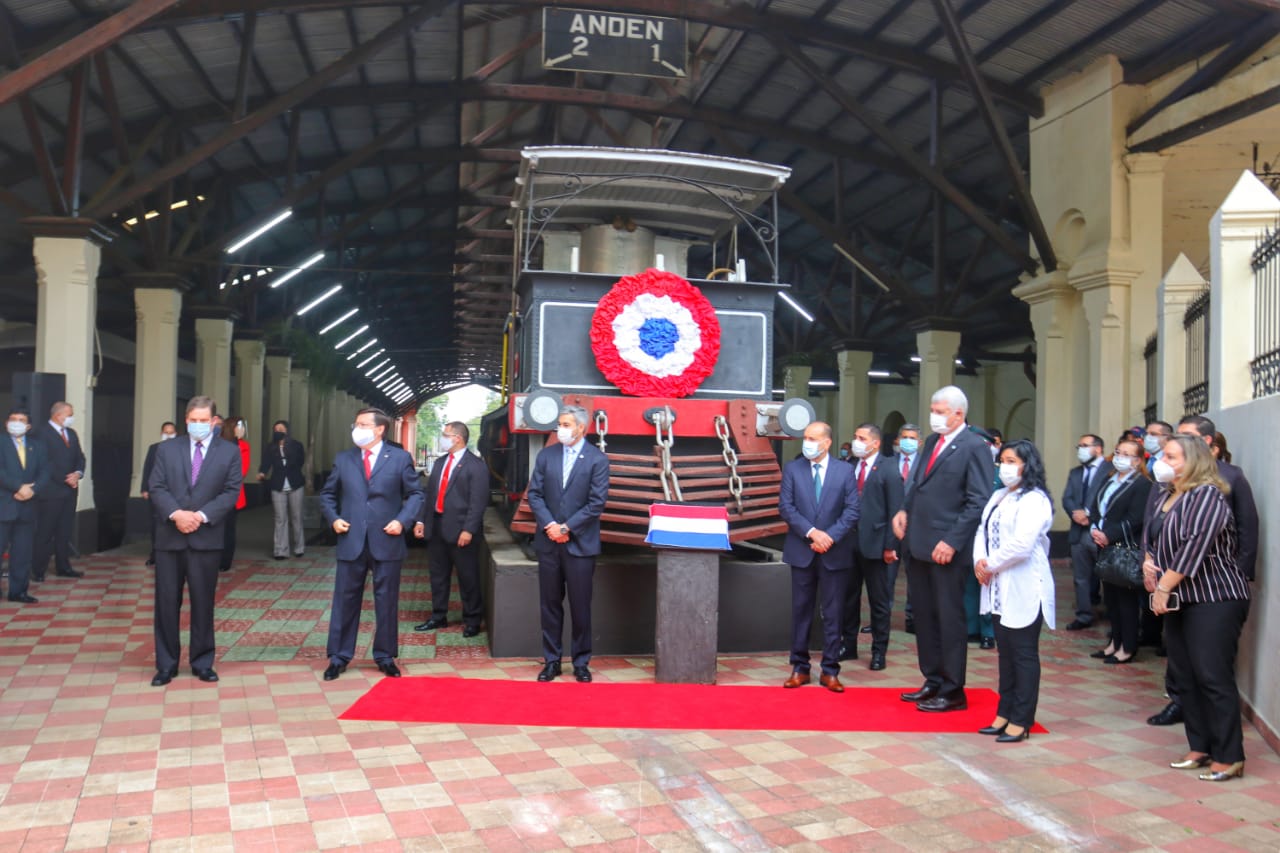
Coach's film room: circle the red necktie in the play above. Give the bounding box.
[901,457,910,481]
[362,449,372,480]
[61,428,69,447]
[856,460,866,494]
[924,438,945,475]
[436,453,454,513]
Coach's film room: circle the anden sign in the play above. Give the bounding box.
[543,8,688,79]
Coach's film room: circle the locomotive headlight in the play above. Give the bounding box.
[778,398,816,438]
[524,389,563,431]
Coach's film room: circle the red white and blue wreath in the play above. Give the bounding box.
[590,269,721,397]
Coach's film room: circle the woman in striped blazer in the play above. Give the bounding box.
[1144,435,1249,782]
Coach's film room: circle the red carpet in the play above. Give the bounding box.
[340,677,1048,733]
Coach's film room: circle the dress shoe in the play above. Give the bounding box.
[978,723,1008,736]
[900,684,938,703]
[537,661,562,682]
[1065,619,1090,631]
[273,555,287,561]
[7,594,37,604]
[144,559,155,567]
[462,625,481,638]
[151,667,178,687]
[819,674,844,693]
[1199,761,1244,782]
[860,625,872,634]
[783,670,811,689]
[377,661,401,678]
[573,665,592,683]
[917,694,967,712]
[869,652,886,671]
[323,663,346,681]
[1147,702,1183,726]
[55,568,83,578]
[1104,653,1135,665]
[980,636,995,650]
[415,616,448,632]
[192,668,219,683]
[904,618,916,635]
[996,728,1030,743]
[1090,648,1115,659]
[838,644,858,662]
[293,552,305,558]
[1170,755,1212,770]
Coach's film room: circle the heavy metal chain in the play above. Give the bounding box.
[594,410,609,456]
[654,406,682,502]
[714,415,744,513]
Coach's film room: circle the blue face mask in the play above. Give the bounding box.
[899,438,919,455]
[187,421,212,441]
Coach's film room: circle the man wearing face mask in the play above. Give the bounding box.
[1061,435,1111,631]
[1143,420,1173,477]
[147,397,244,686]
[893,424,921,634]
[838,442,853,461]
[2,410,48,604]
[526,405,610,683]
[140,421,178,567]
[31,402,86,581]
[779,421,860,691]
[319,408,424,681]
[891,387,992,712]
[414,422,489,637]
[257,420,307,560]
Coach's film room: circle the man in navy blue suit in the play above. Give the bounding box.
[526,404,610,683]
[320,407,424,681]
[2,409,48,604]
[778,421,860,693]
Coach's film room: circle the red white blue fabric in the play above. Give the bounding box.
[590,269,721,398]
[645,503,731,550]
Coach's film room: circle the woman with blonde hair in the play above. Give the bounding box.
[1145,435,1249,781]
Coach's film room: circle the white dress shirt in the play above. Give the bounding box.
[975,487,1055,630]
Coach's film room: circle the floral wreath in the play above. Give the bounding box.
[589,269,721,397]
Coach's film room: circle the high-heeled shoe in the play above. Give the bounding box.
[1199,761,1244,781]
[996,728,1030,743]
[977,723,1007,736]
[1170,755,1211,769]
[1104,654,1135,665]
[1090,648,1115,659]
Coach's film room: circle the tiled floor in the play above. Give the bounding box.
[1,507,1277,851]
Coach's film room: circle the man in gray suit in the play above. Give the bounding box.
[1061,434,1112,630]
[147,396,244,687]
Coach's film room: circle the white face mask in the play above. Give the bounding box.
[929,412,950,434]
[351,427,376,448]
[161,433,177,441]
[1152,458,1176,483]
[187,421,212,442]
[998,463,1022,488]
[801,440,822,460]
[851,439,870,458]
[62,415,75,428]
[1112,455,1133,473]
[556,426,577,445]
[990,444,1000,460]
[1077,446,1094,464]
[1143,435,1162,455]
[7,420,27,437]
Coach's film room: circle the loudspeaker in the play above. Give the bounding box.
[12,372,66,422]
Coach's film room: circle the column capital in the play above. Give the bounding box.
[234,328,266,342]
[23,216,113,245]
[908,317,965,334]
[124,272,194,293]
[1012,268,1071,305]
[1122,152,1169,176]
[265,346,292,359]
[1070,266,1140,294]
[188,304,240,322]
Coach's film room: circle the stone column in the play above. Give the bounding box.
[1124,152,1167,425]
[1157,254,1208,421]
[129,279,186,496]
[914,326,961,421]
[233,335,266,473]
[836,349,873,443]
[264,350,292,441]
[29,218,109,514]
[402,408,418,464]
[1210,170,1280,411]
[1077,269,1138,445]
[192,308,236,411]
[288,368,310,450]
[782,363,811,401]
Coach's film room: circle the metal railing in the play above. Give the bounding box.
[1143,332,1158,424]
[1251,219,1280,399]
[1183,288,1210,415]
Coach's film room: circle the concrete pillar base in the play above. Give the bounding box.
[655,549,719,684]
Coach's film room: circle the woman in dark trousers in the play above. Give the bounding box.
[1088,436,1152,664]
[1144,435,1249,781]
[219,416,251,572]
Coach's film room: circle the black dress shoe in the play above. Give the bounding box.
[977,723,1008,736]
[377,661,401,678]
[537,661,562,682]
[273,555,287,561]
[838,644,858,662]
[573,665,592,683]
[1147,702,1183,726]
[860,625,872,634]
[323,663,346,681]
[55,569,83,578]
[996,728,1030,743]
[917,694,967,712]
[900,684,938,703]
[869,653,886,671]
[1065,619,1090,631]
[980,637,995,650]
[151,667,178,687]
[1104,654,1135,665]
[192,668,219,683]
[415,616,448,632]
[7,594,37,603]
[1090,648,1115,659]
[462,625,481,638]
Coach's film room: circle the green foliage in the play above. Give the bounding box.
[416,395,449,455]
[266,322,353,392]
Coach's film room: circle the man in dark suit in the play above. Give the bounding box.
[526,404,610,683]
[319,407,424,681]
[779,421,860,692]
[840,423,904,672]
[140,421,178,567]
[2,409,48,604]
[1061,434,1113,630]
[414,421,489,637]
[257,420,307,559]
[31,401,86,581]
[147,397,243,687]
[891,386,992,712]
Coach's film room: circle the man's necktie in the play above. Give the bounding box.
[1082,465,1091,491]
[856,460,866,495]
[901,457,910,481]
[191,441,203,485]
[436,453,454,512]
[924,438,944,475]
[563,448,575,487]
[363,449,372,480]
[813,463,822,503]
[15,439,25,468]
[60,428,69,447]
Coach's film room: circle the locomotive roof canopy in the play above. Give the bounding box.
[1,0,1277,411]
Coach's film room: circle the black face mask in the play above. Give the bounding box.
[273,431,288,443]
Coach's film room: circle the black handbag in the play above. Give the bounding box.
[1095,520,1144,590]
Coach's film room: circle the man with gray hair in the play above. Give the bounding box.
[892,386,992,712]
[526,404,610,683]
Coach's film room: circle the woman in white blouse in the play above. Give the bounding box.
[973,439,1055,743]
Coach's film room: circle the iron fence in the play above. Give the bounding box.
[1143,332,1158,424]
[1183,288,1210,415]
[1251,219,1280,399]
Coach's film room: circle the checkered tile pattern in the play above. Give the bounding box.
[0,507,1276,850]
